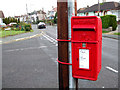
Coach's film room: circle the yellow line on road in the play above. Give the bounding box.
[1,31,44,44]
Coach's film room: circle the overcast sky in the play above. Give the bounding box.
[0,0,119,17]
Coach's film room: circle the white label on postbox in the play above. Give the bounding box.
[79,49,89,69]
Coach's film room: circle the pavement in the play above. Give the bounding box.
[2,25,118,88]
[102,25,120,40]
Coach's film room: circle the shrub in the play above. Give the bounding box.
[100,15,110,28]
[54,12,57,24]
[100,15,117,31]
[109,15,117,31]
[3,17,20,25]
[24,24,31,31]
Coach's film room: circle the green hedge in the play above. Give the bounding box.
[100,15,117,31]
[25,24,31,31]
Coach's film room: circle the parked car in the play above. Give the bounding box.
[8,22,17,26]
[0,23,7,27]
[37,22,46,29]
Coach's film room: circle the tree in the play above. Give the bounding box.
[17,18,20,23]
[54,12,57,24]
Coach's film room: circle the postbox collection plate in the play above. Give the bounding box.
[79,49,89,69]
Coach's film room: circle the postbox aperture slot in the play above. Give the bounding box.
[73,28,95,31]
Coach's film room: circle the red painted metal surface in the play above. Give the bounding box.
[57,58,72,65]
[56,39,71,42]
[71,16,102,81]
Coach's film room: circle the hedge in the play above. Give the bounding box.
[100,15,117,31]
[25,24,31,31]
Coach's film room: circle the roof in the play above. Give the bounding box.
[48,7,57,12]
[53,7,57,12]
[78,2,120,13]
[15,16,20,18]
[0,10,5,18]
[37,10,46,14]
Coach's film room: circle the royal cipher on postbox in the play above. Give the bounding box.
[71,16,102,81]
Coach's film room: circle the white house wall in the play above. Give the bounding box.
[78,10,120,21]
[0,18,3,23]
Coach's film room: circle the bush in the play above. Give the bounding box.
[100,15,110,29]
[54,12,57,24]
[3,17,20,25]
[100,15,117,31]
[25,24,31,31]
[109,15,117,31]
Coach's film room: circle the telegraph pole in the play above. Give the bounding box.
[75,0,77,16]
[57,0,78,89]
[26,3,29,23]
[98,0,100,16]
[57,1,69,89]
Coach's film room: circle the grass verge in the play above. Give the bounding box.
[113,32,120,35]
[102,30,110,33]
[0,30,33,38]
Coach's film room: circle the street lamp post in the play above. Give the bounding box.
[98,0,100,16]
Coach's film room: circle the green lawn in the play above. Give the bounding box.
[102,30,110,33]
[114,32,120,35]
[0,30,33,38]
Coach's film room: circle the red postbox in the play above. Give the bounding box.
[71,16,102,81]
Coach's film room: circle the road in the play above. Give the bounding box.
[2,25,118,88]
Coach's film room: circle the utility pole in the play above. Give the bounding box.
[98,0,100,16]
[26,3,29,23]
[75,0,77,16]
[57,1,69,89]
[57,0,78,89]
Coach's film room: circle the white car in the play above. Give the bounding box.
[0,23,7,27]
[8,22,17,26]
[37,22,46,29]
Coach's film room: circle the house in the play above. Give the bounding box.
[28,11,37,22]
[36,10,46,21]
[19,15,28,22]
[28,9,46,23]
[77,1,120,21]
[0,10,5,23]
[47,6,57,20]
[15,16,21,22]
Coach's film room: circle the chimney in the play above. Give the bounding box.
[42,8,44,12]
[103,0,106,3]
[52,6,54,9]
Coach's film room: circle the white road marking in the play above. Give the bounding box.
[15,38,25,41]
[51,58,58,64]
[4,46,47,52]
[0,41,2,44]
[102,86,105,88]
[44,34,57,43]
[42,33,58,46]
[106,66,118,73]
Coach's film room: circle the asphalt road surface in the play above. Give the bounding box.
[2,25,118,88]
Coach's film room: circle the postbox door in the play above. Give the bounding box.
[72,42,98,80]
